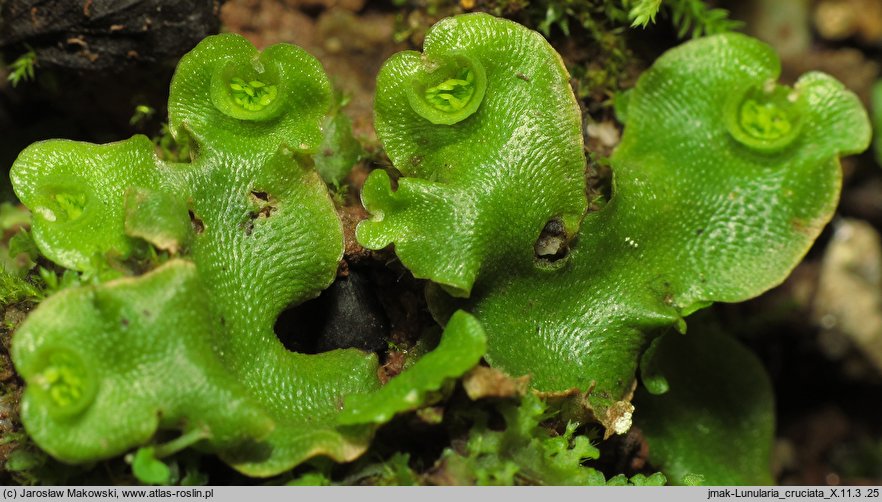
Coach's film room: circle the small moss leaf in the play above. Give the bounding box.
[360,13,587,296]
[340,310,486,425]
[634,331,775,485]
[0,267,39,307]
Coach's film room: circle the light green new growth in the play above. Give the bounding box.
[7,48,36,87]
[439,392,667,485]
[606,472,668,486]
[33,351,91,413]
[10,34,487,477]
[627,0,740,37]
[340,310,486,425]
[739,97,791,138]
[424,69,476,112]
[130,105,156,126]
[629,0,663,28]
[462,34,865,433]
[439,393,607,486]
[131,447,172,485]
[228,78,278,111]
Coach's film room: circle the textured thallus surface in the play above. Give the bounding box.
[12,33,489,477]
[634,330,775,485]
[11,34,380,477]
[360,13,587,297]
[421,33,869,431]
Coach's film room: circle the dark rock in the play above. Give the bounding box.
[0,0,224,199]
[0,0,223,71]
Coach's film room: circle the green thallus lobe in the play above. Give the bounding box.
[370,24,870,484]
[362,14,586,297]
[6,15,873,485]
[10,32,490,478]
